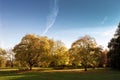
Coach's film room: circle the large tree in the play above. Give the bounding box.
[13,34,50,70]
[70,35,102,71]
[108,23,120,69]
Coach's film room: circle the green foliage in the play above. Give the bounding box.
[108,23,120,69]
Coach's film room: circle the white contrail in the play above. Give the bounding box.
[42,0,59,35]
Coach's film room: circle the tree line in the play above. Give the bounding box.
[1,23,120,71]
[0,34,107,71]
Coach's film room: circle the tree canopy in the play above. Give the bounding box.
[69,35,102,71]
[13,34,50,70]
[13,34,69,70]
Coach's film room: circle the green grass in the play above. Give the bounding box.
[0,68,120,80]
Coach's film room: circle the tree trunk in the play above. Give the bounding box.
[29,65,32,70]
[28,61,33,70]
[10,61,13,68]
[92,65,96,70]
[84,66,87,71]
[11,64,13,68]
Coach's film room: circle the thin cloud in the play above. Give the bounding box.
[42,0,59,35]
[101,16,108,24]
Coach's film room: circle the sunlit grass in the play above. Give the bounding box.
[0,68,18,71]
[0,68,120,80]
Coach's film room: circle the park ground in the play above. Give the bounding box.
[0,68,120,80]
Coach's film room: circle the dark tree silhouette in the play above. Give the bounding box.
[108,23,120,69]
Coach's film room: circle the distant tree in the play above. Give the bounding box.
[70,35,102,71]
[0,48,6,67]
[90,46,102,69]
[108,23,120,69]
[13,34,50,70]
[99,49,108,67]
[0,48,6,55]
[5,48,15,67]
[50,40,69,68]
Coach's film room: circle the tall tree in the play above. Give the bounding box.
[70,35,102,71]
[108,23,120,69]
[13,34,50,70]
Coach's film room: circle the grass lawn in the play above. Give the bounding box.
[0,68,120,80]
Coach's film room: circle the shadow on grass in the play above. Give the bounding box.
[0,70,17,76]
[6,71,65,80]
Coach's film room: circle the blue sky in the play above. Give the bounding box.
[0,0,120,49]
